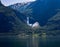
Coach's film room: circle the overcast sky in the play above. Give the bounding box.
[1,0,36,6]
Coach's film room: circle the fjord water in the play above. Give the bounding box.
[0,35,60,47]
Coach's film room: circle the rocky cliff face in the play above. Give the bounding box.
[9,2,33,16]
[9,2,36,24]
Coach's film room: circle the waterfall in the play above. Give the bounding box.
[27,17,29,25]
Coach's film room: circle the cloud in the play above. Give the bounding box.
[1,0,36,6]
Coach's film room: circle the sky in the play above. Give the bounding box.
[1,0,36,6]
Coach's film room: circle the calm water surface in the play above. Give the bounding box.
[0,35,60,47]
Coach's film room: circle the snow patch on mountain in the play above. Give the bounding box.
[1,0,36,6]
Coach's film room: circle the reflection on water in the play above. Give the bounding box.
[0,35,60,47]
[27,34,39,47]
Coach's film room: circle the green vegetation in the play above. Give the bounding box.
[0,1,32,34]
[0,1,60,36]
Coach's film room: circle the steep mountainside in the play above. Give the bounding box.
[43,10,60,34]
[9,2,36,23]
[10,3,31,13]
[0,1,30,33]
[9,0,60,26]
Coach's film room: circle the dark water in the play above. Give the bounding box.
[0,35,60,47]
